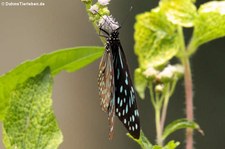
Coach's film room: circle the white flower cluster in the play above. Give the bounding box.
[89,0,110,14]
[89,0,118,32]
[143,67,159,78]
[98,15,119,32]
[143,64,184,81]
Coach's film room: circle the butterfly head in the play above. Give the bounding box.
[98,15,121,33]
[110,30,119,39]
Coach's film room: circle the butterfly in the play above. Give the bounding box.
[97,20,140,140]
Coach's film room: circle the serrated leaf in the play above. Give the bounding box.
[0,46,104,120]
[134,8,179,68]
[3,68,62,149]
[190,1,225,54]
[127,130,152,149]
[162,118,203,140]
[160,0,197,27]
[137,8,176,35]
[134,68,148,99]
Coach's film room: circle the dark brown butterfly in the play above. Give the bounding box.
[98,25,140,140]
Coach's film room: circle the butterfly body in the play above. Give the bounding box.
[98,28,140,140]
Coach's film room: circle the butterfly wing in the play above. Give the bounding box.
[98,49,115,139]
[113,43,140,139]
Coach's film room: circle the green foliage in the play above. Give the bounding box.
[190,1,225,54]
[3,68,62,149]
[0,46,104,120]
[152,141,180,149]
[162,141,180,149]
[134,8,179,68]
[0,46,103,148]
[1,0,225,148]
[134,68,148,99]
[128,132,179,149]
[160,0,197,27]
[133,0,225,148]
[127,130,153,149]
[162,119,203,140]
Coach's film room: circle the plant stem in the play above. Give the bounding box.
[160,84,170,138]
[155,105,162,146]
[149,84,163,145]
[183,55,194,149]
[178,26,194,149]
[149,83,156,107]
[160,78,178,130]
[153,92,162,146]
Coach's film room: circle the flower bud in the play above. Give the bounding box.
[89,4,99,14]
[157,65,175,81]
[155,84,164,93]
[98,0,110,6]
[143,67,159,79]
[173,64,184,76]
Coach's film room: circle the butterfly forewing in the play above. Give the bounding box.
[113,43,140,139]
[98,49,115,139]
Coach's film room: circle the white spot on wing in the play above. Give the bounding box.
[135,123,138,130]
[118,49,124,68]
[116,108,118,112]
[124,119,126,124]
[120,100,123,107]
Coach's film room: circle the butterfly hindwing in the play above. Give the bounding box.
[113,43,140,139]
[98,49,115,139]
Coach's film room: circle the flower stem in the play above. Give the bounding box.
[149,83,156,107]
[178,26,194,149]
[160,84,170,137]
[149,83,163,146]
[183,56,194,149]
[155,105,162,146]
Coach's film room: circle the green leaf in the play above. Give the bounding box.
[162,118,203,140]
[160,0,197,27]
[152,140,179,149]
[152,145,162,149]
[134,68,148,99]
[134,8,179,68]
[128,130,179,149]
[163,140,180,149]
[3,68,63,149]
[0,46,104,120]
[190,1,225,54]
[127,130,152,149]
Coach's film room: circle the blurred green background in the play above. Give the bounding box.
[0,0,225,148]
